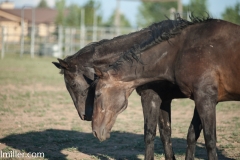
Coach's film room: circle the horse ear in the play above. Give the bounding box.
[57,58,69,70]
[94,67,104,77]
[52,62,62,69]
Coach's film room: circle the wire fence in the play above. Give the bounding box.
[0,25,137,59]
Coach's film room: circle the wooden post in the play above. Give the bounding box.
[1,27,6,59]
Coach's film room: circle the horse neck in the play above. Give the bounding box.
[93,29,151,69]
[113,38,180,87]
[71,28,151,72]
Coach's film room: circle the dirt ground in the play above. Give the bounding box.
[0,55,239,160]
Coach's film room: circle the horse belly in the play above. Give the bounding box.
[218,65,240,101]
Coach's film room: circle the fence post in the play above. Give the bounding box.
[80,8,85,49]
[20,8,25,57]
[58,26,63,58]
[92,9,97,42]
[64,28,70,57]
[169,8,176,20]
[70,28,73,54]
[30,8,35,58]
[115,0,120,36]
[187,11,191,21]
[1,27,6,59]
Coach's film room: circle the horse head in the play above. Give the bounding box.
[92,66,134,141]
[53,58,95,121]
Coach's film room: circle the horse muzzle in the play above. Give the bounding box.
[92,127,110,142]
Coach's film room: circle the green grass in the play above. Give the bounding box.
[0,54,62,85]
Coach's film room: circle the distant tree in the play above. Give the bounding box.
[37,0,49,8]
[137,0,209,27]
[222,2,240,25]
[184,0,209,18]
[83,0,102,26]
[137,2,177,27]
[55,0,66,25]
[55,0,103,27]
[65,4,81,27]
[103,9,131,27]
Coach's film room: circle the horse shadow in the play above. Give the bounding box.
[0,129,233,160]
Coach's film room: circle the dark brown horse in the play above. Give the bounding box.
[53,25,186,159]
[92,16,240,160]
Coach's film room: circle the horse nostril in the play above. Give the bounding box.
[101,128,105,137]
[93,131,98,138]
[81,114,92,121]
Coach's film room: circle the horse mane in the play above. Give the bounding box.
[60,25,150,74]
[67,26,151,63]
[108,14,214,71]
[59,14,213,74]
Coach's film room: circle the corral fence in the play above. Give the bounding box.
[0,25,136,59]
[0,12,190,59]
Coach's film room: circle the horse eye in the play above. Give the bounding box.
[81,88,88,96]
[95,92,101,99]
[70,82,77,89]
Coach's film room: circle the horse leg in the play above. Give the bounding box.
[187,83,218,160]
[141,89,161,160]
[158,100,176,160]
[186,107,202,159]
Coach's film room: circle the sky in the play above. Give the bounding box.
[12,0,240,26]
